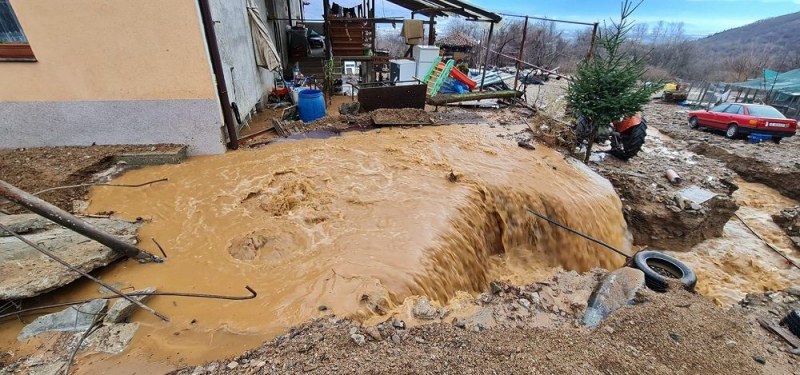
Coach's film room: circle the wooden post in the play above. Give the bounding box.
[480,22,495,92]
[586,22,599,60]
[428,14,435,45]
[0,179,160,262]
[512,16,529,91]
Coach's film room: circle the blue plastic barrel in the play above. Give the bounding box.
[298,89,326,122]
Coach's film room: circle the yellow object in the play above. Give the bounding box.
[401,19,424,45]
[663,83,678,92]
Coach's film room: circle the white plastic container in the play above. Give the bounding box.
[413,45,440,79]
[390,59,416,86]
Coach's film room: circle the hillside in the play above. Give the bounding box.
[695,11,800,57]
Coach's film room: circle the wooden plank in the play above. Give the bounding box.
[758,318,800,348]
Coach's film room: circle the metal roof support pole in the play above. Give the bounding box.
[512,16,529,91]
[479,21,494,92]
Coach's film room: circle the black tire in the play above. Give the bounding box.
[609,119,647,160]
[689,116,699,129]
[773,137,782,144]
[630,250,697,292]
[726,123,739,139]
[782,310,800,337]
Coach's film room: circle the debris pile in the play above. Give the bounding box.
[773,206,800,248]
[173,270,792,375]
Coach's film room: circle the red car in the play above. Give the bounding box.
[687,103,797,143]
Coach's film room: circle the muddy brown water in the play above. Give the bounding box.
[0,125,630,370]
[667,179,800,306]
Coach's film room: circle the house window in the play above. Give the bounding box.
[0,0,35,61]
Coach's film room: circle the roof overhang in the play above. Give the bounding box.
[387,0,501,23]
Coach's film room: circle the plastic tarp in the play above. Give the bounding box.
[247,1,281,71]
[731,68,800,97]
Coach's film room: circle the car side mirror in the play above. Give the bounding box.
[704,109,709,112]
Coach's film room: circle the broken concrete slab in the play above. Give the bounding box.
[18,299,108,341]
[86,323,140,354]
[0,214,52,236]
[0,215,141,300]
[104,287,156,324]
[583,268,645,328]
[112,144,188,166]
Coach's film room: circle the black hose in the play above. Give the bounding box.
[527,208,630,260]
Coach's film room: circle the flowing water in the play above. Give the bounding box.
[667,179,800,305]
[0,125,630,370]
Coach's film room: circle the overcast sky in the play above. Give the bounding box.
[304,0,800,38]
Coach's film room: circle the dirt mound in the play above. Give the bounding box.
[172,272,791,375]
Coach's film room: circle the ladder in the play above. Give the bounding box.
[422,57,454,97]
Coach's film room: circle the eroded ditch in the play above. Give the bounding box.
[2,125,630,369]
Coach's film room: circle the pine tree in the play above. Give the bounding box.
[566,0,662,162]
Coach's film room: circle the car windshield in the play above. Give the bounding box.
[709,104,729,112]
[747,105,785,118]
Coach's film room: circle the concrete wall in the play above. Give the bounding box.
[210,0,273,126]
[0,0,226,154]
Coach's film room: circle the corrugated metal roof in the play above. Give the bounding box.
[387,0,501,22]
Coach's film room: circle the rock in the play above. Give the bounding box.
[391,334,401,344]
[104,287,156,323]
[517,298,531,310]
[415,336,425,344]
[689,202,702,211]
[582,268,646,328]
[669,333,681,342]
[725,340,737,348]
[318,305,328,311]
[227,361,239,370]
[87,323,140,354]
[489,281,502,294]
[789,347,800,356]
[350,333,366,346]
[0,217,140,300]
[753,355,766,365]
[349,326,359,335]
[785,286,800,297]
[604,326,614,334]
[339,102,361,115]
[364,326,382,341]
[392,318,405,329]
[412,298,439,320]
[529,292,541,305]
[673,194,686,210]
[18,299,108,341]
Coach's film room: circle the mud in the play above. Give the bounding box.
[172,273,794,375]
[0,144,181,214]
[646,102,800,201]
[1,124,630,369]
[666,180,800,305]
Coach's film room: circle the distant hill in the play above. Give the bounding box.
[694,11,800,57]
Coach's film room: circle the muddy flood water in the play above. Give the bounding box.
[1,125,631,371]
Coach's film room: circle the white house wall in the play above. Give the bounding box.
[210,0,274,126]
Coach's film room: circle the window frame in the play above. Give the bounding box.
[0,0,36,62]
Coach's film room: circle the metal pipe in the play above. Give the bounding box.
[479,21,494,92]
[527,208,630,260]
[479,46,570,81]
[512,16,529,91]
[198,0,238,150]
[0,222,168,322]
[0,179,161,263]
[496,12,596,26]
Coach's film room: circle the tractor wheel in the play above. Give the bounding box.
[609,119,647,160]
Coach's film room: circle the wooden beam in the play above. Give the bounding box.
[426,90,523,105]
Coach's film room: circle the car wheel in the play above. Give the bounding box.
[726,123,739,139]
[629,250,697,292]
[773,137,782,144]
[689,116,699,129]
